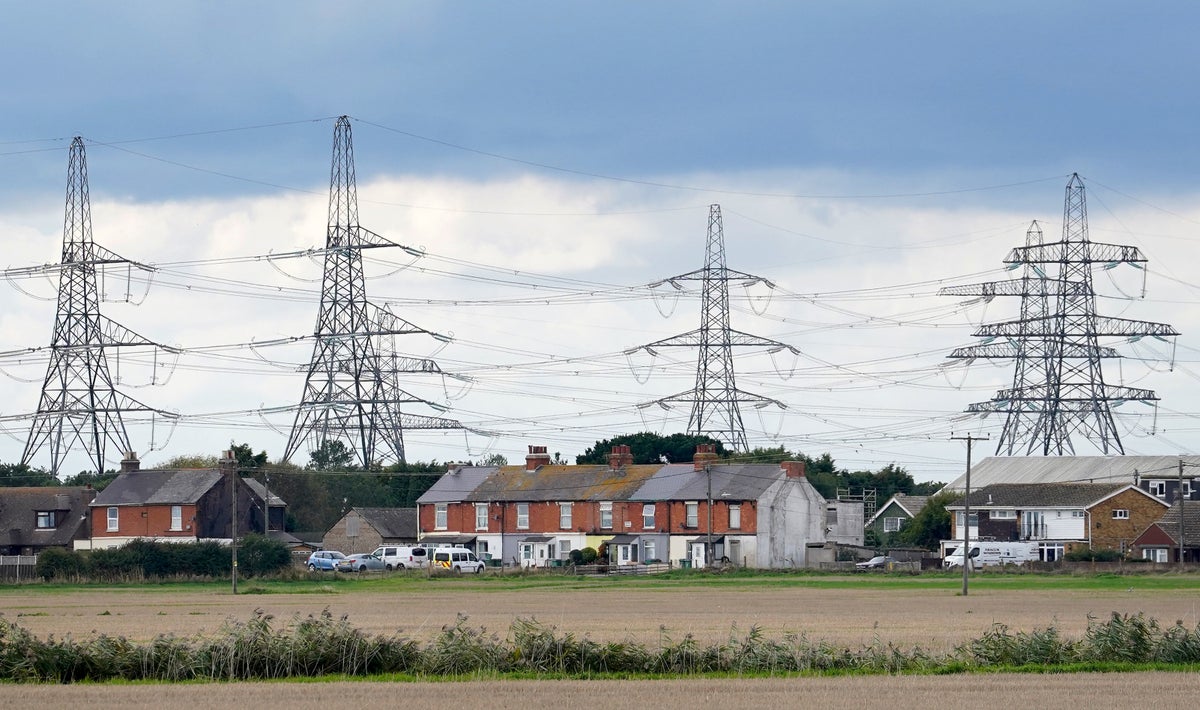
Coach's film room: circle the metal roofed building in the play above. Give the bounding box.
[942,456,1200,502]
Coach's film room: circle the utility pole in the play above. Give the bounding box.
[1179,457,1186,569]
[952,433,988,596]
[226,451,238,594]
[706,463,714,568]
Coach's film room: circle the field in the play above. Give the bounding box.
[3,572,1200,707]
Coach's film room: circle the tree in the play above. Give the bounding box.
[308,440,356,471]
[231,442,269,471]
[0,462,58,487]
[480,453,508,466]
[576,433,725,465]
[61,469,119,491]
[153,454,219,469]
[898,492,962,550]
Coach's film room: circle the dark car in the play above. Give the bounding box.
[855,555,898,570]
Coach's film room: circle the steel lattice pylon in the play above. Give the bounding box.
[22,137,165,476]
[631,204,797,452]
[283,117,464,467]
[943,174,1178,455]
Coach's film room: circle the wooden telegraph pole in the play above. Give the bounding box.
[951,433,988,596]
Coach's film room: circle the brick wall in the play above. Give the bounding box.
[92,504,199,539]
[419,499,757,535]
[1090,489,1169,552]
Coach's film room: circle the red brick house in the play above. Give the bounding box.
[417,444,858,569]
[79,451,259,550]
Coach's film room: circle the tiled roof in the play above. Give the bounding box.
[353,507,418,539]
[866,493,930,526]
[943,456,1200,492]
[953,482,1130,509]
[1147,502,1200,545]
[91,469,225,506]
[0,487,94,547]
[418,462,796,504]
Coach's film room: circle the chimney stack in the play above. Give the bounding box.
[219,449,238,474]
[525,445,551,472]
[782,461,806,479]
[693,443,719,471]
[608,444,633,470]
[120,451,140,473]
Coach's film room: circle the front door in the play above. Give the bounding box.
[690,542,706,569]
[520,543,535,568]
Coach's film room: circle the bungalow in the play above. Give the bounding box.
[416,444,862,569]
[866,493,929,540]
[323,507,419,554]
[1132,502,1200,563]
[0,486,96,554]
[79,451,259,550]
[941,456,1200,505]
[946,482,1168,561]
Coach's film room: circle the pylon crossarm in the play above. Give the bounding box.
[95,315,179,350]
[950,342,1121,359]
[974,315,1176,339]
[655,267,771,285]
[396,412,467,430]
[939,277,1086,298]
[1006,241,1147,265]
[367,302,450,340]
[644,388,786,410]
[641,328,796,350]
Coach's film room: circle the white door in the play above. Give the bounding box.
[520,543,535,568]
[691,542,706,569]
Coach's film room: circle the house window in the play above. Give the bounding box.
[475,503,489,531]
[517,503,529,529]
[435,503,448,530]
[729,504,741,529]
[1071,511,1086,518]
[644,539,656,562]
[1112,509,1130,520]
[600,502,613,529]
[170,505,183,531]
[1144,548,1168,563]
[991,510,1016,520]
[956,512,979,528]
[642,504,655,529]
[685,502,698,528]
[36,511,57,529]
[559,502,572,529]
[106,506,119,532]
[883,517,904,533]
[1150,481,1166,498]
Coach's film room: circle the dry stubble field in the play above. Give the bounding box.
[3,576,1200,708]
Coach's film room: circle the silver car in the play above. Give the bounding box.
[337,553,386,573]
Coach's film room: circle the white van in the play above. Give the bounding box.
[371,545,429,570]
[943,541,1038,569]
[430,547,485,574]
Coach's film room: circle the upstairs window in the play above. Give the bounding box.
[685,502,698,528]
[517,503,529,529]
[729,504,741,529]
[1112,509,1130,520]
[600,502,613,529]
[170,505,183,531]
[475,503,489,531]
[435,503,448,530]
[883,517,903,533]
[107,506,119,532]
[642,504,656,529]
[559,502,572,529]
[36,511,56,529]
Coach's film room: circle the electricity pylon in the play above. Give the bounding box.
[21,137,172,476]
[943,174,1178,455]
[630,204,797,452]
[283,116,464,467]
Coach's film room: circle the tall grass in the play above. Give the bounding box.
[1,611,1198,682]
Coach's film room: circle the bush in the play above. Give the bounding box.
[579,546,598,564]
[1063,548,1124,562]
[237,534,292,577]
[35,547,85,580]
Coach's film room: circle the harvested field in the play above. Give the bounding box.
[5,673,1200,709]
[2,575,1198,651]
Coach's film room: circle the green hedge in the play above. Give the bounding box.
[36,536,291,581]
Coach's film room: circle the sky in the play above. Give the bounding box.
[1,2,1199,483]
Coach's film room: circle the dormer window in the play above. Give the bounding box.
[36,511,57,529]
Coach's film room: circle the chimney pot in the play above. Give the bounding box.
[525,444,552,472]
[693,444,719,471]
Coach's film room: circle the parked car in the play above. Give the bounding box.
[306,550,346,571]
[337,553,386,573]
[430,547,485,574]
[855,555,898,570]
[371,545,429,570]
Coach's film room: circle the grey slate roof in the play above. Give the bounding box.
[951,483,1134,509]
[91,469,225,506]
[0,487,94,547]
[630,463,785,502]
[943,456,1200,492]
[244,478,288,507]
[354,507,418,539]
[417,467,499,503]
